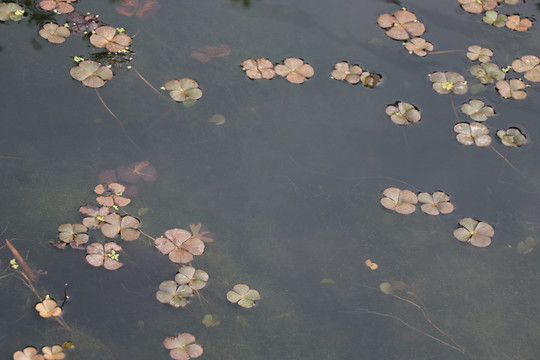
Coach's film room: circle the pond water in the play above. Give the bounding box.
[1,0,540,359]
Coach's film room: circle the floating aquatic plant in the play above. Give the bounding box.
[460,99,494,122]
[469,62,505,84]
[94,182,131,207]
[0,2,24,21]
[39,23,71,44]
[497,127,526,147]
[365,259,378,270]
[511,55,540,82]
[39,0,75,14]
[189,223,214,243]
[13,346,44,360]
[241,58,275,80]
[454,122,492,146]
[79,205,112,229]
[495,79,527,100]
[380,187,417,215]
[191,44,231,63]
[482,10,507,27]
[453,217,494,247]
[227,284,261,308]
[505,15,532,32]
[331,62,363,84]
[275,58,314,84]
[466,45,493,63]
[90,26,132,53]
[404,37,433,57]
[86,242,123,270]
[66,11,101,34]
[163,78,203,106]
[41,345,65,360]
[70,60,113,88]
[154,228,205,264]
[156,280,193,308]
[115,0,160,18]
[385,102,421,125]
[517,237,537,254]
[360,72,381,88]
[163,333,203,360]
[376,9,425,40]
[100,214,140,241]
[35,298,62,318]
[429,72,468,95]
[57,223,89,248]
[175,266,209,290]
[417,191,454,215]
[458,0,498,14]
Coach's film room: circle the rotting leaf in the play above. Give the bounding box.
[66,12,101,35]
[189,223,214,243]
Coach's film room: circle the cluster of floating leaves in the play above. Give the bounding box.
[453,217,494,247]
[0,2,24,21]
[226,284,261,308]
[163,333,203,360]
[331,62,381,87]
[385,102,421,125]
[13,345,66,360]
[156,266,209,308]
[162,78,203,106]
[66,11,101,34]
[241,57,315,84]
[458,0,532,31]
[381,187,454,215]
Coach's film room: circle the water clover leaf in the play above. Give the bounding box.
[86,242,123,270]
[379,282,392,295]
[505,15,532,32]
[79,205,112,229]
[163,333,203,360]
[94,182,131,207]
[497,127,527,147]
[39,23,71,44]
[495,79,527,100]
[154,228,205,264]
[458,0,498,14]
[39,0,75,14]
[360,72,381,88]
[482,11,507,27]
[241,58,275,80]
[460,99,494,122]
[376,9,425,40]
[385,102,421,125]
[116,161,158,184]
[454,122,491,146]
[429,72,468,95]
[467,45,493,63]
[66,12,101,34]
[417,191,454,215]
[453,217,494,247]
[511,55,540,82]
[35,298,62,318]
[202,314,220,328]
[404,37,433,57]
[331,62,363,84]
[227,284,261,308]
[175,266,209,290]
[156,280,193,308]
[517,237,537,254]
[57,223,89,247]
[189,223,214,243]
[191,44,231,63]
[41,345,65,360]
[90,26,132,53]
[275,58,314,84]
[13,346,44,360]
[0,3,24,21]
[70,60,113,88]
[380,187,417,214]
[163,78,203,105]
[469,62,505,84]
[100,214,140,241]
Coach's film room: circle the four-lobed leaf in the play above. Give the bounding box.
[226,284,261,308]
[380,187,417,214]
[70,60,113,88]
[385,102,421,125]
[454,122,492,147]
[453,218,494,247]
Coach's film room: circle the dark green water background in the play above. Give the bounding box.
[1,0,540,359]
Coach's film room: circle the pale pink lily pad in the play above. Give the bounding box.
[454,122,491,147]
[385,102,421,125]
[70,60,113,88]
[496,79,527,100]
[163,333,203,360]
[331,62,363,84]
[511,55,540,82]
[429,72,468,95]
[100,214,140,241]
[418,191,454,215]
[90,26,132,52]
[175,266,209,290]
[241,58,275,80]
[380,187,417,214]
[376,10,425,40]
[156,280,193,308]
[453,218,494,247]
[154,228,205,264]
[226,284,261,308]
[275,58,314,84]
[86,242,123,270]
